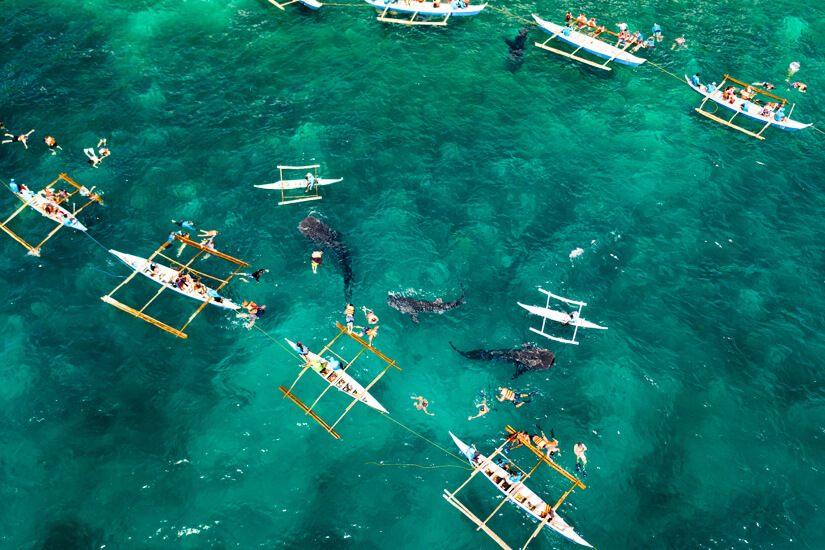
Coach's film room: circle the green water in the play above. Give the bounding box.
[2,0,825,548]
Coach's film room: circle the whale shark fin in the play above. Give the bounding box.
[410,312,419,323]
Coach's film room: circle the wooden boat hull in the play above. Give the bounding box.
[255,177,342,190]
[17,190,86,231]
[517,302,607,330]
[533,15,646,67]
[109,250,240,310]
[685,76,811,132]
[299,0,322,8]
[365,0,487,17]
[449,433,592,547]
[285,338,389,414]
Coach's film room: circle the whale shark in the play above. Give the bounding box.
[387,282,465,323]
[449,342,555,378]
[298,215,353,300]
[505,26,532,62]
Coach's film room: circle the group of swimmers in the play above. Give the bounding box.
[0,124,111,166]
[344,303,380,344]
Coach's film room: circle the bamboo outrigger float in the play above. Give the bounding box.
[0,173,102,257]
[254,165,342,206]
[100,234,249,339]
[686,74,812,140]
[279,322,400,439]
[443,425,591,549]
[365,0,487,27]
[533,15,646,71]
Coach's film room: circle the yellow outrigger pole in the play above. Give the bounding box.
[101,234,249,339]
[443,425,587,550]
[279,322,401,439]
[0,173,102,257]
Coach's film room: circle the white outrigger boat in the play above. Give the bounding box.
[14,187,87,231]
[518,288,606,345]
[109,250,240,310]
[685,74,811,140]
[533,15,646,71]
[286,338,389,414]
[255,164,342,206]
[268,0,322,10]
[446,432,592,548]
[365,0,487,26]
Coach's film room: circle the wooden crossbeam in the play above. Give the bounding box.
[279,386,341,439]
[173,234,250,266]
[450,440,509,497]
[442,492,514,550]
[552,479,580,511]
[306,343,369,415]
[522,513,552,550]
[335,322,401,369]
[283,328,348,398]
[178,263,244,334]
[505,426,585,489]
[478,456,544,530]
[0,223,38,255]
[105,242,169,298]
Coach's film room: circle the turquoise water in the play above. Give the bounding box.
[2,0,825,548]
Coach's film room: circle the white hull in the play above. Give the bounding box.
[286,339,389,414]
[449,433,592,547]
[518,303,607,330]
[255,177,343,190]
[109,250,239,310]
[533,15,646,67]
[685,76,811,131]
[16,190,86,231]
[299,0,322,8]
[365,0,487,17]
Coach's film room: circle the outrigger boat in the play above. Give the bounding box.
[255,165,342,206]
[443,427,591,549]
[365,0,487,27]
[280,323,400,439]
[533,15,646,71]
[685,74,811,140]
[286,338,389,413]
[268,0,322,10]
[101,233,250,339]
[109,250,240,310]
[0,173,102,256]
[518,288,606,345]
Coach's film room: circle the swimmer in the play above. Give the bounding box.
[344,303,355,332]
[790,82,807,93]
[497,387,539,408]
[172,220,198,230]
[411,395,434,416]
[359,325,379,346]
[362,306,379,324]
[2,129,34,148]
[311,250,323,273]
[239,268,268,283]
[651,23,662,41]
[468,396,489,420]
[752,81,775,90]
[532,428,560,458]
[574,441,588,475]
[44,136,62,155]
[198,229,219,237]
[671,35,686,50]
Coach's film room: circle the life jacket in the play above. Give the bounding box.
[345,305,355,315]
[500,388,515,400]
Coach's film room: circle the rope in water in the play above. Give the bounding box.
[485,4,537,26]
[88,266,128,278]
[380,412,471,466]
[645,60,688,85]
[366,461,472,470]
[811,126,825,136]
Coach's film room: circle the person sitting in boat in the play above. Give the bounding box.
[774,107,787,122]
[651,23,662,41]
[562,26,573,37]
[563,310,580,325]
[690,73,702,88]
[722,86,733,101]
[44,203,56,216]
[761,104,774,117]
[740,100,752,113]
[304,172,316,192]
[538,503,556,520]
[296,341,310,359]
[509,470,523,484]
